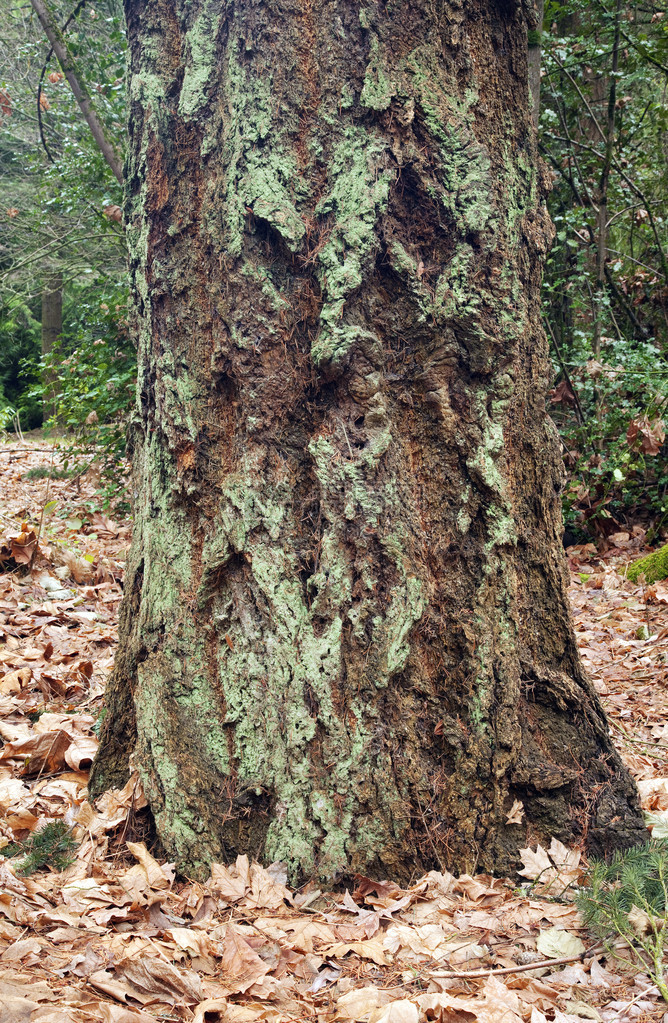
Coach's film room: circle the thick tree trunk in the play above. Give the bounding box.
[41,270,62,421]
[91,0,644,881]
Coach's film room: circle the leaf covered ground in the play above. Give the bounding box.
[2,442,668,1023]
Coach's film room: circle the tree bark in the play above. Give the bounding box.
[41,270,62,422]
[593,0,622,362]
[528,0,544,127]
[90,0,644,882]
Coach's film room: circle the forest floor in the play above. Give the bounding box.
[2,441,668,1023]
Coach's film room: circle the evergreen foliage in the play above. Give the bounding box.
[3,820,78,875]
[577,842,668,1000]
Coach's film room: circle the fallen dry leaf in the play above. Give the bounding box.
[220,924,272,994]
[505,799,525,825]
[536,927,585,959]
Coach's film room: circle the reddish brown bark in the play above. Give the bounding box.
[91,0,644,882]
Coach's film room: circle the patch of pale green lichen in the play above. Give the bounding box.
[361,35,395,111]
[201,44,306,259]
[178,4,221,118]
[311,128,394,373]
[402,51,495,237]
[378,56,497,343]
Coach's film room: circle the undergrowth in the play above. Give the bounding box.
[577,841,668,1001]
[3,820,78,875]
[24,465,81,481]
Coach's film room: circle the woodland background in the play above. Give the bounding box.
[5,3,668,1022]
[3,0,668,536]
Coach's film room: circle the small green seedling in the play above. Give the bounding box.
[577,841,668,1001]
[3,820,78,875]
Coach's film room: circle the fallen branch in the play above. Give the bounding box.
[430,944,602,980]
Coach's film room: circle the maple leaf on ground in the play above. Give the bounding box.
[220,924,272,994]
[90,957,203,1006]
[518,839,582,894]
[518,844,554,882]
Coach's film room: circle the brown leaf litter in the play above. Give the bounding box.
[0,441,667,1023]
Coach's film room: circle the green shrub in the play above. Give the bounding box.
[26,277,136,509]
[0,295,42,429]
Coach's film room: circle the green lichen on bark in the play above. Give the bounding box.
[178,5,221,117]
[213,46,306,257]
[361,34,395,111]
[311,128,394,373]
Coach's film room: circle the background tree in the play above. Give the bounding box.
[541,0,668,538]
[40,269,62,419]
[91,0,644,881]
[0,0,131,465]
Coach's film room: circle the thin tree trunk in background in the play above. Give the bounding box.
[528,0,544,127]
[91,0,644,882]
[593,0,622,361]
[29,0,123,184]
[41,271,62,422]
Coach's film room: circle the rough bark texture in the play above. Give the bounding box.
[91,0,644,882]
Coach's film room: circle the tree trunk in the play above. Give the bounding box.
[593,0,622,363]
[528,0,544,127]
[30,0,124,184]
[41,270,62,422]
[90,0,644,882]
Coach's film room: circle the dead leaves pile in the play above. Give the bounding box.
[1,442,667,1023]
[568,533,668,795]
[0,834,645,1023]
